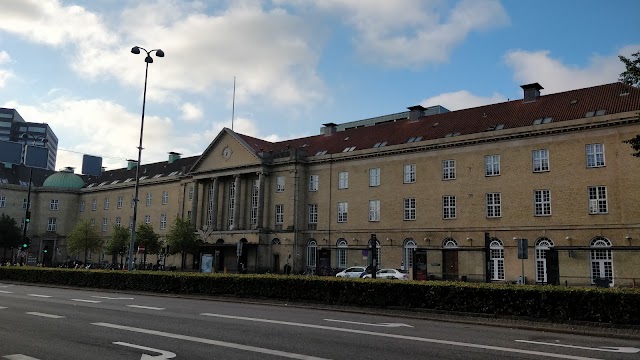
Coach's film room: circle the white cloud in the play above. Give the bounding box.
[180,102,203,122]
[420,90,507,111]
[504,45,640,94]
[0,51,14,88]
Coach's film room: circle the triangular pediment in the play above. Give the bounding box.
[190,128,262,173]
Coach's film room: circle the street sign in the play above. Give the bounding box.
[137,246,146,253]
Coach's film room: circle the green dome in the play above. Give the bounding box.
[43,168,85,189]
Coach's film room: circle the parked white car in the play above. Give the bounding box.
[362,268,410,280]
[335,266,367,278]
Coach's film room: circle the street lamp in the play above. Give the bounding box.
[128,46,164,271]
[19,133,48,265]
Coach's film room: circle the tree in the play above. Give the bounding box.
[165,218,198,270]
[619,51,640,87]
[67,220,103,264]
[105,225,129,266]
[135,223,161,266]
[0,214,21,263]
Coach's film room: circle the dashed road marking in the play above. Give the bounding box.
[70,299,101,303]
[0,290,13,294]
[91,296,134,300]
[0,306,7,310]
[25,312,64,319]
[27,294,52,298]
[126,305,165,310]
[3,355,40,360]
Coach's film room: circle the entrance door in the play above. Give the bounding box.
[273,254,280,274]
[443,250,459,280]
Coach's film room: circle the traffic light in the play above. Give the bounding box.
[22,237,31,249]
[25,211,31,224]
[43,245,49,254]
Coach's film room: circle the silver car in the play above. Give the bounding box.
[363,268,410,280]
[336,266,366,278]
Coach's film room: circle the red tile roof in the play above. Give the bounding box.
[237,82,640,157]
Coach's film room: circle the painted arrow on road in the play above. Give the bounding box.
[515,340,640,353]
[324,319,413,328]
[113,341,176,359]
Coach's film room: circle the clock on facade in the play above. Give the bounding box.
[222,146,232,160]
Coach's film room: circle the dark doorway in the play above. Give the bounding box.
[273,254,280,274]
[443,250,459,280]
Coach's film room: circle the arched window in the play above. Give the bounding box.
[489,239,504,280]
[306,239,317,268]
[443,238,458,248]
[336,238,348,268]
[590,237,613,285]
[403,239,416,270]
[535,237,554,283]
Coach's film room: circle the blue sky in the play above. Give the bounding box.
[0,0,638,171]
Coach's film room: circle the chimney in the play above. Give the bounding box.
[521,83,543,102]
[63,166,75,173]
[407,105,426,121]
[168,152,181,164]
[127,159,138,170]
[322,123,338,136]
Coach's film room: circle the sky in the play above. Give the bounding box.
[0,0,638,172]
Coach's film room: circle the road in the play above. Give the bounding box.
[0,282,637,359]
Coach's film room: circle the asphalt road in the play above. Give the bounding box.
[0,282,638,360]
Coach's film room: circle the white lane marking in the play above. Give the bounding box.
[200,313,600,360]
[92,296,134,300]
[0,285,14,288]
[27,294,52,298]
[0,306,7,309]
[127,305,165,310]
[516,340,640,354]
[0,290,13,294]
[25,312,65,319]
[3,355,40,360]
[324,319,413,328]
[71,299,102,303]
[94,322,331,360]
[113,342,176,359]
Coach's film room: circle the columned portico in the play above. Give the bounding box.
[257,172,266,229]
[209,177,219,230]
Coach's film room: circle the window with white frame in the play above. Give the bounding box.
[485,155,500,176]
[104,198,109,210]
[586,143,605,168]
[486,193,502,218]
[369,168,380,187]
[115,217,121,227]
[0,196,5,208]
[92,199,97,211]
[23,198,28,209]
[102,218,108,232]
[403,239,416,271]
[443,195,456,219]
[337,202,348,223]
[306,240,317,268]
[228,181,236,227]
[308,204,318,224]
[403,164,416,183]
[250,180,259,225]
[369,200,380,221]
[489,239,505,280]
[532,149,549,172]
[275,204,284,224]
[47,217,57,232]
[443,238,458,248]
[144,215,151,225]
[117,196,123,209]
[160,213,167,230]
[49,199,59,211]
[590,237,613,285]
[206,183,215,228]
[588,186,608,214]
[309,175,318,191]
[442,160,456,180]
[337,239,348,268]
[338,172,348,189]
[189,186,194,200]
[535,238,553,283]
[79,200,85,212]
[146,193,152,206]
[162,191,168,205]
[404,198,416,220]
[276,176,285,192]
[534,190,551,216]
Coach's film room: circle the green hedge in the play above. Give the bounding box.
[1,267,638,325]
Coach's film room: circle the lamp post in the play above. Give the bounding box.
[19,133,48,266]
[128,46,164,271]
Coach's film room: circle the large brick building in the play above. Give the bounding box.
[1,82,639,286]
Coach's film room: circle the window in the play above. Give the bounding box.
[162,191,168,205]
[104,198,109,210]
[79,200,85,212]
[92,199,97,211]
[306,240,317,268]
[442,160,456,180]
[0,196,5,208]
[486,193,502,218]
[189,186,194,200]
[206,183,215,228]
[337,202,348,223]
[588,186,608,214]
[160,213,167,230]
[309,175,318,192]
[534,190,551,216]
[535,238,554,283]
[275,204,284,224]
[443,195,456,219]
[590,237,613,286]
[228,181,236,228]
[485,155,500,176]
[90,218,95,226]
[131,197,135,208]
[115,217,121,227]
[102,218,108,232]
[489,239,505,280]
[47,218,57,232]
[276,176,285,192]
[586,144,605,168]
[403,164,416,183]
[337,239,348,268]
[23,198,28,209]
[443,238,458,248]
[369,168,380,187]
[146,193,152,206]
[404,198,416,220]
[532,149,549,172]
[308,204,318,225]
[50,199,59,211]
[369,200,380,221]
[250,180,259,226]
[117,196,123,209]
[338,172,348,189]
[144,215,151,225]
[403,239,416,271]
